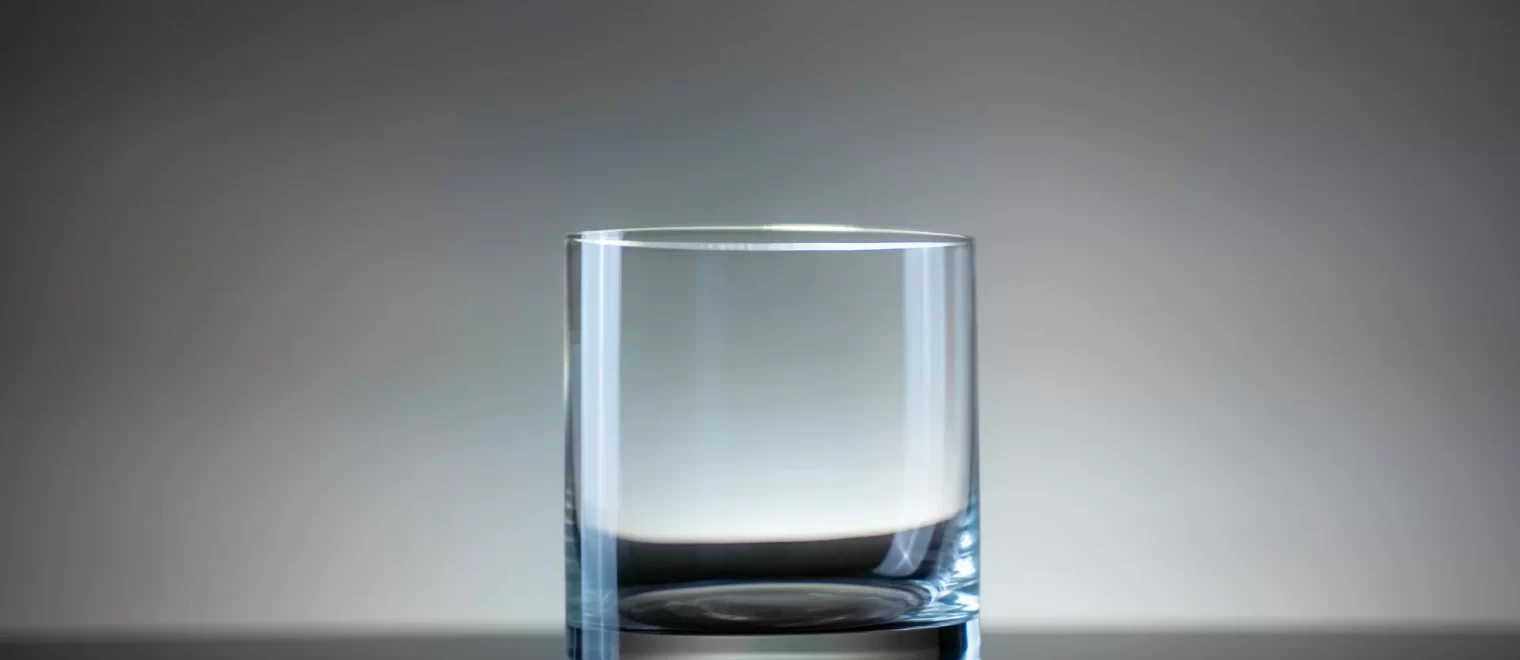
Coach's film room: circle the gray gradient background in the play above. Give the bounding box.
[3,0,1518,636]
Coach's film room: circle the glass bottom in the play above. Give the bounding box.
[569,618,979,660]
[569,514,980,635]
[621,581,929,633]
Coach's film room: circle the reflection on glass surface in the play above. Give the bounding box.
[567,227,979,659]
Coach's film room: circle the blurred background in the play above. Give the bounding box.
[3,0,1518,638]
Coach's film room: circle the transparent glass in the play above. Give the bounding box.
[566,226,979,659]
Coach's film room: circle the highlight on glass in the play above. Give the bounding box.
[566,226,979,658]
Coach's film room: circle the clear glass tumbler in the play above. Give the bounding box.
[567,226,979,659]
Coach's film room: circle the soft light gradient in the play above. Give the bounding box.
[602,242,974,542]
[2,0,1518,635]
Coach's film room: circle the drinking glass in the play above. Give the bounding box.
[566,226,979,659]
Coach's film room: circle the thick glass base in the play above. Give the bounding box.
[568,618,979,660]
[569,514,981,635]
[620,581,928,633]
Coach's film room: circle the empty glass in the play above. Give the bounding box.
[567,226,979,659]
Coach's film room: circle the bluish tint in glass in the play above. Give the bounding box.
[567,226,979,659]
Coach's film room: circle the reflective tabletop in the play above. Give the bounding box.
[5,631,1519,660]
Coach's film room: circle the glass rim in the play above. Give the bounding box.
[567,225,973,252]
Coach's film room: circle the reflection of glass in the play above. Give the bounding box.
[567,226,979,659]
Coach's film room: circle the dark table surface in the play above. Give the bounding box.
[5,631,1520,660]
